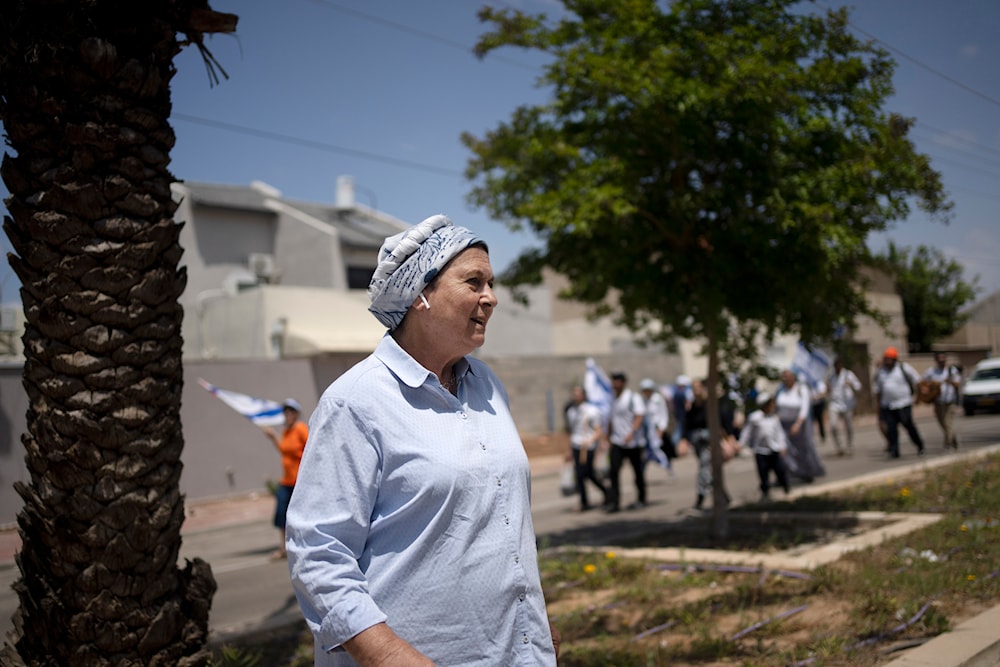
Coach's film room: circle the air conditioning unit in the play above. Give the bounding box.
[247,253,276,282]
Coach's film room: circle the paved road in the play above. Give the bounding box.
[1,408,998,644]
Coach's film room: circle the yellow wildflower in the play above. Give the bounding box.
[583,564,597,574]
[605,551,617,560]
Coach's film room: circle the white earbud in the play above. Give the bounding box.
[419,293,430,310]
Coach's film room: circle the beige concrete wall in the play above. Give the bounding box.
[0,364,29,529]
[0,350,683,526]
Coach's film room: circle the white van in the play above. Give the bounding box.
[962,357,1000,416]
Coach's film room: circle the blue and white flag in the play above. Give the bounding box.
[584,358,613,430]
[198,378,285,427]
[791,342,831,390]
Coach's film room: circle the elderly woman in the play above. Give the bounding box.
[286,215,558,667]
[775,369,826,483]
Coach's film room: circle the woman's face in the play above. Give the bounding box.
[692,379,706,399]
[421,246,498,357]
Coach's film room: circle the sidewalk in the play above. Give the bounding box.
[2,407,998,667]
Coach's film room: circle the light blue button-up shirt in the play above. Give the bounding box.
[286,334,555,666]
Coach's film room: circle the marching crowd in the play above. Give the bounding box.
[564,347,965,513]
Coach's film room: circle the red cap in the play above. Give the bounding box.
[883,347,899,359]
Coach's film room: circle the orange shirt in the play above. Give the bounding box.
[279,421,309,486]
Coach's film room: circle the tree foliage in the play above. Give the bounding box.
[875,242,979,352]
[462,0,950,535]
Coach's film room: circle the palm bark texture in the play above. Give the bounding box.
[0,2,236,664]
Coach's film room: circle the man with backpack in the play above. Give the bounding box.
[921,352,963,450]
[872,347,925,459]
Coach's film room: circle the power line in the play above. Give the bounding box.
[916,121,1000,161]
[171,113,463,178]
[811,0,1000,111]
[298,0,539,71]
[920,150,1000,182]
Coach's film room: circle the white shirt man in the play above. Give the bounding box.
[827,360,862,455]
[921,352,962,449]
[606,372,647,513]
[872,347,925,459]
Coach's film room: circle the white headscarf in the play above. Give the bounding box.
[367,214,484,330]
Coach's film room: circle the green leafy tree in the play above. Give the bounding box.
[1,2,236,664]
[876,242,979,353]
[463,0,950,537]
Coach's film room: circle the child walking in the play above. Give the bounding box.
[739,391,791,502]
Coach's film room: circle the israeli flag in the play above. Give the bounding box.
[198,378,285,427]
[791,342,831,390]
[584,358,613,430]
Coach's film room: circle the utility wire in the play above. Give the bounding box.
[171,113,463,178]
[916,140,1000,176]
[812,0,1000,110]
[914,121,1000,162]
[299,0,539,71]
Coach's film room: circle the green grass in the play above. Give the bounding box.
[212,452,1000,666]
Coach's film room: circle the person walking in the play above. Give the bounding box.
[873,346,925,459]
[775,369,826,483]
[605,371,647,513]
[285,215,558,665]
[668,374,693,453]
[639,377,673,474]
[684,378,715,510]
[262,398,308,560]
[921,352,962,450]
[810,378,828,444]
[566,385,609,511]
[827,358,862,456]
[739,391,791,502]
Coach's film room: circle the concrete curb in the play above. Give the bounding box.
[883,603,1000,667]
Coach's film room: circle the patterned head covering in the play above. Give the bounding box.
[367,214,485,330]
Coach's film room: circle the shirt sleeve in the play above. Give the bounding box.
[848,371,862,391]
[286,395,388,653]
[797,386,810,420]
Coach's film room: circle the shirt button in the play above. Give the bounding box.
[459,412,468,420]
[518,592,526,601]
[514,555,520,563]
[481,442,486,451]
[504,516,510,525]
[522,633,529,644]
[496,477,502,486]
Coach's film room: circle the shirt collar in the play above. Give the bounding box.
[374,333,476,389]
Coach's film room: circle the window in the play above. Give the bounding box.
[347,266,375,290]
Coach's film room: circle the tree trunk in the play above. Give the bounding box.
[706,332,730,541]
[0,2,234,664]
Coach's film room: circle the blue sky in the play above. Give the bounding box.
[2,0,998,306]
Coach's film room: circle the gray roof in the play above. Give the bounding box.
[176,180,410,248]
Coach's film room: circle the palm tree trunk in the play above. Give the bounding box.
[1,2,235,664]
